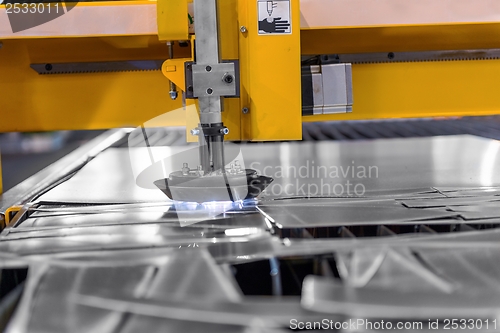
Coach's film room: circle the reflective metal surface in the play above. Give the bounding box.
[1,134,500,332]
[258,204,459,228]
[37,148,168,204]
[0,128,131,212]
[36,135,500,203]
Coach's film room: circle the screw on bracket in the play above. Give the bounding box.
[169,90,178,100]
[222,73,234,84]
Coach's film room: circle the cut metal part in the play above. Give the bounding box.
[30,60,164,75]
[322,48,500,64]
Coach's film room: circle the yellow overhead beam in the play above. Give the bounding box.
[2,37,500,133]
[2,1,500,135]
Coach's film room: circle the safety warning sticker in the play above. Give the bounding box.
[257,0,291,35]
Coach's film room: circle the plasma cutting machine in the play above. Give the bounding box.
[2,2,500,331]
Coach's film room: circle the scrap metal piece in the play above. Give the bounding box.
[30,60,164,75]
[436,187,500,197]
[400,196,500,208]
[336,248,454,292]
[257,204,459,228]
[21,249,243,332]
[417,248,500,292]
[301,275,500,319]
[447,205,500,220]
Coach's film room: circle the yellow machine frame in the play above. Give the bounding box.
[1,1,500,139]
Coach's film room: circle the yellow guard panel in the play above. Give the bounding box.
[238,0,302,141]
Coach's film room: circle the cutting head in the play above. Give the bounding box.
[154,168,273,203]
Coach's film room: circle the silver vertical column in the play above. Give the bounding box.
[193,0,225,172]
[193,0,223,124]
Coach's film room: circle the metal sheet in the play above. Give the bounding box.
[338,248,455,293]
[0,226,272,256]
[0,129,130,212]
[258,204,459,228]
[255,135,500,200]
[3,134,500,332]
[36,148,169,204]
[35,135,500,203]
[18,211,268,230]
